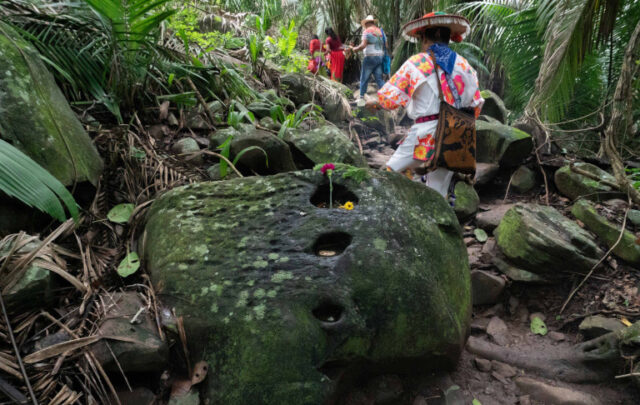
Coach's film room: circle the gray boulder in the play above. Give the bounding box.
[0,22,102,186]
[284,124,367,168]
[571,199,640,265]
[474,163,500,186]
[494,204,603,278]
[578,315,625,339]
[554,162,622,201]
[248,101,273,119]
[476,121,533,167]
[280,73,312,106]
[479,90,509,124]
[476,204,515,232]
[510,166,536,193]
[211,125,297,174]
[143,169,471,404]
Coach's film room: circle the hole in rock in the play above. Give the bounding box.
[312,302,345,324]
[312,232,352,257]
[318,360,350,381]
[310,183,359,208]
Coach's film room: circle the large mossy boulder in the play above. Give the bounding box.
[284,125,367,168]
[143,170,471,404]
[210,124,297,174]
[280,73,313,106]
[476,121,533,167]
[0,22,102,186]
[554,162,622,201]
[480,90,508,124]
[494,204,603,278]
[571,200,640,265]
[280,73,351,123]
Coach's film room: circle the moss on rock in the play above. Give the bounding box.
[144,170,471,404]
[571,199,640,265]
[476,120,533,167]
[494,204,603,278]
[284,125,367,168]
[454,182,479,220]
[479,90,509,124]
[0,22,102,186]
[554,163,622,202]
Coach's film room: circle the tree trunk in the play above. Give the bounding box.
[602,19,640,204]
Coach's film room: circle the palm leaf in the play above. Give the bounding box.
[0,139,78,222]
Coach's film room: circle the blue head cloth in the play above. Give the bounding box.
[429,43,457,75]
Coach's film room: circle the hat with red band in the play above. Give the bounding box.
[401,11,470,43]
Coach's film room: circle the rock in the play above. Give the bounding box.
[471,270,505,305]
[90,292,168,373]
[471,317,491,333]
[247,101,273,119]
[515,377,602,405]
[571,199,640,265]
[317,77,352,123]
[0,236,54,311]
[143,169,471,404]
[206,164,240,181]
[116,388,156,405]
[494,204,604,278]
[486,316,509,346]
[356,105,396,136]
[491,371,509,385]
[280,73,312,106]
[629,210,640,227]
[578,315,624,339]
[284,125,367,168]
[210,125,297,174]
[261,89,295,112]
[474,163,500,186]
[259,116,281,131]
[554,163,622,201]
[171,138,201,164]
[603,199,627,209]
[548,331,566,342]
[529,312,546,322]
[476,121,533,167]
[453,182,479,220]
[476,204,515,232]
[519,395,531,405]
[475,357,492,372]
[510,166,536,193]
[492,360,517,378]
[168,390,200,405]
[493,255,549,283]
[0,22,103,186]
[480,90,509,124]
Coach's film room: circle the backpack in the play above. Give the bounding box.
[380,28,391,75]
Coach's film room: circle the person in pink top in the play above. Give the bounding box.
[324,27,345,82]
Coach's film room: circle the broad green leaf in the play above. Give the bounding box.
[530,316,548,336]
[117,252,140,278]
[473,399,482,405]
[0,139,78,222]
[474,229,488,243]
[107,203,135,224]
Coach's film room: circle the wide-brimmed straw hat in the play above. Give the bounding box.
[401,11,470,43]
[361,15,378,27]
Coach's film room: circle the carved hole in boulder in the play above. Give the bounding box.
[312,302,344,324]
[312,232,352,257]
[318,360,349,381]
[310,183,359,208]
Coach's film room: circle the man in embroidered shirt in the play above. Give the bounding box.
[365,12,484,199]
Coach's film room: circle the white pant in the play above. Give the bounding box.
[386,122,453,198]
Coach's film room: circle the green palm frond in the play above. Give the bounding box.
[0,139,78,222]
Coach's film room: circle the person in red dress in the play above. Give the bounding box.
[324,27,345,82]
[307,35,322,74]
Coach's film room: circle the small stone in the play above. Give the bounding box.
[518,395,531,405]
[171,138,201,164]
[603,199,627,209]
[475,357,492,372]
[515,306,530,323]
[476,205,515,232]
[529,312,546,322]
[454,182,480,220]
[629,210,640,227]
[471,317,491,333]
[515,377,602,405]
[491,371,509,385]
[206,164,239,181]
[475,163,500,186]
[548,331,566,342]
[492,361,517,378]
[508,296,519,315]
[486,316,509,346]
[168,390,199,405]
[579,315,624,339]
[510,166,536,193]
[471,270,506,305]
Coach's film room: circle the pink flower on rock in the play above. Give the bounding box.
[320,163,335,174]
